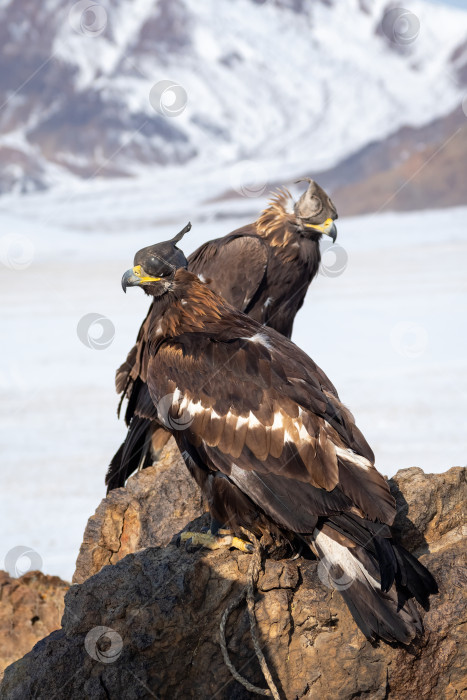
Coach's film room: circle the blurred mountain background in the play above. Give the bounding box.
[0,0,466,212]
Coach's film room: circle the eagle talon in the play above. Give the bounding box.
[178,531,254,553]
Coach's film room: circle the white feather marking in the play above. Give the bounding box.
[190,402,206,417]
[280,410,311,444]
[177,396,205,417]
[171,387,182,405]
[178,394,190,411]
[197,273,206,283]
[242,332,273,349]
[210,408,223,422]
[271,412,284,430]
[314,530,380,589]
[236,414,249,428]
[334,446,372,471]
[248,411,261,428]
[263,296,274,308]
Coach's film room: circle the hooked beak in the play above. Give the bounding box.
[121,265,161,293]
[304,218,337,243]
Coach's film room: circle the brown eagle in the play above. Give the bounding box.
[119,232,437,644]
[106,180,338,492]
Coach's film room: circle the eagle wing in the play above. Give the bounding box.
[147,328,395,531]
[187,229,268,312]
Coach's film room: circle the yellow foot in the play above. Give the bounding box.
[179,531,254,553]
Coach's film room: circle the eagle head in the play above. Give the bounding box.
[294,179,338,242]
[121,222,190,295]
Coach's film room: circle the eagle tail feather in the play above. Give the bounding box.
[105,417,152,493]
[392,543,438,608]
[338,574,423,644]
[312,527,436,644]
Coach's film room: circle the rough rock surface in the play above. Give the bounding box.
[0,571,69,679]
[1,467,466,700]
[73,439,206,584]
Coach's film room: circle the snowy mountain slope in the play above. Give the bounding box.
[294,101,467,214]
[0,0,466,199]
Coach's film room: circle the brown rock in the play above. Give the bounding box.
[0,571,68,680]
[73,439,206,584]
[259,559,300,592]
[389,466,466,554]
[1,466,465,699]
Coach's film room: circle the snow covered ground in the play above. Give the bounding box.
[1,181,466,581]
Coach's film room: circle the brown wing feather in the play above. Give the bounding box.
[147,326,395,526]
[188,232,268,312]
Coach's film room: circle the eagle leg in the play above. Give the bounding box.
[178,531,254,553]
[209,517,234,537]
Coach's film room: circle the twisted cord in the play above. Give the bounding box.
[219,532,281,700]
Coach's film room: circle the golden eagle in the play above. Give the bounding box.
[107,180,338,491]
[119,232,437,644]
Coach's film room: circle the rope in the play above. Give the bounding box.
[219,532,281,700]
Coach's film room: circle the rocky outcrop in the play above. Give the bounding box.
[0,571,68,679]
[389,466,467,554]
[73,439,206,584]
[1,466,465,699]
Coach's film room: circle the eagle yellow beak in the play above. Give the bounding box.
[121,265,161,293]
[304,218,337,242]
